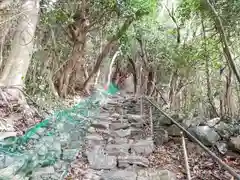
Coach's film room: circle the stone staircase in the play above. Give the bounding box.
[74,95,176,180]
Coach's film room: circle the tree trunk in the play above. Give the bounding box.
[205,56,218,118]
[106,50,120,87]
[82,18,135,90]
[146,71,155,96]
[224,67,232,117]
[205,0,240,84]
[201,16,218,118]
[0,0,40,89]
[58,21,88,97]
[168,69,178,110]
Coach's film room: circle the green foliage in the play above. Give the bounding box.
[177,0,201,22]
[116,0,157,17]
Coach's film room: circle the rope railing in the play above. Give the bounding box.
[144,96,240,180]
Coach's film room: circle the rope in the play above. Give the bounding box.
[144,96,240,180]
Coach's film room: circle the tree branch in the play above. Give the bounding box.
[205,0,240,84]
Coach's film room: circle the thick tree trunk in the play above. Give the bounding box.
[58,39,87,97]
[58,20,88,97]
[0,0,40,89]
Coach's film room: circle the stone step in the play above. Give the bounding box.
[117,155,149,168]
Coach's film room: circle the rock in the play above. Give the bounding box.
[101,170,137,180]
[62,149,78,161]
[53,160,68,171]
[207,117,221,127]
[41,136,54,143]
[137,169,176,180]
[110,122,130,130]
[229,136,240,152]
[188,126,220,146]
[31,166,55,178]
[84,170,102,180]
[131,122,144,128]
[4,155,15,167]
[86,134,104,147]
[130,128,144,138]
[91,120,110,129]
[83,169,102,180]
[0,154,5,168]
[112,137,128,144]
[167,124,181,137]
[182,116,205,128]
[171,114,184,123]
[153,128,168,145]
[50,141,62,151]
[0,132,17,141]
[215,122,233,139]
[37,145,48,156]
[69,131,83,141]
[111,113,120,119]
[131,139,154,155]
[95,129,111,137]
[126,114,144,123]
[215,142,228,155]
[58,133,71,147]
[88,127,96,133]
[118,155,149,168]
[106,144,130,156]
[96,113,111,120]
[113,129,131,138]
[157,116,172,126]
[87,147,117,170]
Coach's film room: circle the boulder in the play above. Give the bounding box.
[157,116,172,126]
[167,124,182,137]
[188,126,220,146]
[206,117,221,127]
[182,116,205,128]
[214,122,234,139]
[229,136,240,153]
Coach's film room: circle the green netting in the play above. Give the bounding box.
[0,83,119,180]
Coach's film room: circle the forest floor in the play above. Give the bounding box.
[149,138,240,180]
